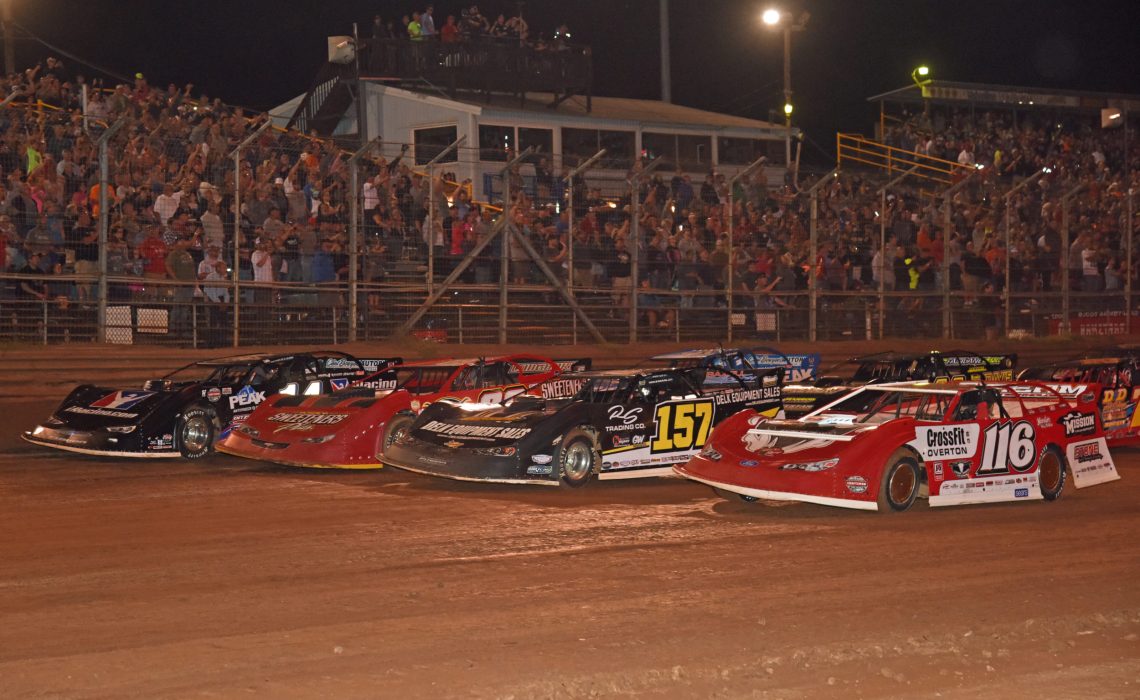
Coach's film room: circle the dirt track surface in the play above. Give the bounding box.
[3,343,1140,698]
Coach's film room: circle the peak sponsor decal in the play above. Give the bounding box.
[1059,411,1096,437]
[911,424,980,460]
[229,385,266,410]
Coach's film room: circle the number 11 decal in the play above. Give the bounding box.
[977,421,1036,475]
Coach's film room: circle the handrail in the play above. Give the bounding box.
[836,132,973,185]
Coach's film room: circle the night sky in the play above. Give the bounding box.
[11,0,1140,164]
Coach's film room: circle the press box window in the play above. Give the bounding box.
[414,126,459,166]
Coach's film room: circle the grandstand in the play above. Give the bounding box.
[0,23,1137,347]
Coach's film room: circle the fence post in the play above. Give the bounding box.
[939,173,976,339]
[875,166,919,339]
[95,118,127,343]
[627,156,664,343]
[727,157,768,342]
[1003,171,1045,336]
[1127,188,1135,329]
[229,120,271,347]
[348,136,384,344]
[424,136,466,299]
[1059,183,1084,336]
[564,149,607,299]
[802,169,838,343]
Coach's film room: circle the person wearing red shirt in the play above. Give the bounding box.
[137,225,169,300]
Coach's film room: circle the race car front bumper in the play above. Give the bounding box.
[22,425,179,458]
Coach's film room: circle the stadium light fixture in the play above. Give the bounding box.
[760,8,810,180]
[911,65,932,98]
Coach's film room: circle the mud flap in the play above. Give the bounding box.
[1065,437,1121,488]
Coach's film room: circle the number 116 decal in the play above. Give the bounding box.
[651,399,714,454]
[977,420,1037,475]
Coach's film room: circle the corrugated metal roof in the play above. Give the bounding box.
[381,86,781,131]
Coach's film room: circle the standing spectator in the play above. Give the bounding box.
[421,6,437,39]
[138,225,169,300]
[407,12,424,40]
[250,237,275,306]
[197,244,228,346]
[152,182,181,225]
[440,15,460,43]
[69,209,99,304]
[164,236,197,337]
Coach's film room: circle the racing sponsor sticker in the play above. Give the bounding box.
[542,377,587,399]
[1064,437,1120,488]
[910,424,980,460]
[204,387,222,403]
[950,460,971,478]
[713,386,781,406]
[268,412,349,425]
[845,476,868,494]
[1058,411,1096,437]
[419,420,531,441]
[65,405,140,419]
[322,357,361,370]
[92,390,155,411]
[933,462,944,480]
[229,385,266,410]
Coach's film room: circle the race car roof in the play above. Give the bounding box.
[194,353,295,367]
[651,348,731,360]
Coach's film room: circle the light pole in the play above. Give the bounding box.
[761,8,809,177]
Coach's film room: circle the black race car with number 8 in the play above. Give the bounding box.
[381,366,784,486]
[23,352,399,459]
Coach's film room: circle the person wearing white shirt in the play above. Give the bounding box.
[153,182,182,224]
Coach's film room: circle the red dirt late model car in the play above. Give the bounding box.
[216,355,580,469]
[675,381,1120,512]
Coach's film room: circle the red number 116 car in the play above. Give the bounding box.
[676,381,1119,512]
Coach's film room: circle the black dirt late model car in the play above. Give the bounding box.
[782,349,1017,417]
[381,365,783,486]
[22,352,400,459]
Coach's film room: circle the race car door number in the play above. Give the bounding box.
[651,399,714,454]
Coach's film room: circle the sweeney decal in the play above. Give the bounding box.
[542,377,587,399]
[268,412,349,425]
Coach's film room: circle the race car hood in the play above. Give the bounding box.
[733,415,878,459]
[235,389,404,441]
[51,386,177,429]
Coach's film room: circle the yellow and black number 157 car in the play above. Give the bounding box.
[381,366,783,487]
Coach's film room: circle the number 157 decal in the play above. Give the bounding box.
[651,399,714,454]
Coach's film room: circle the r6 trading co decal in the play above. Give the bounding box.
[976,420,1037,476]
[650,399,714,454]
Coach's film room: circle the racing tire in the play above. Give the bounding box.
[713,487,758,503]
[557,428,599,488]
[177,406,217,460]
[381,413,415,454]
[877,449,920,513]
[1038,445,1066,501]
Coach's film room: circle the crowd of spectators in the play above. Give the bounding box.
[1,46,1137,340]
[370,4,575,51]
